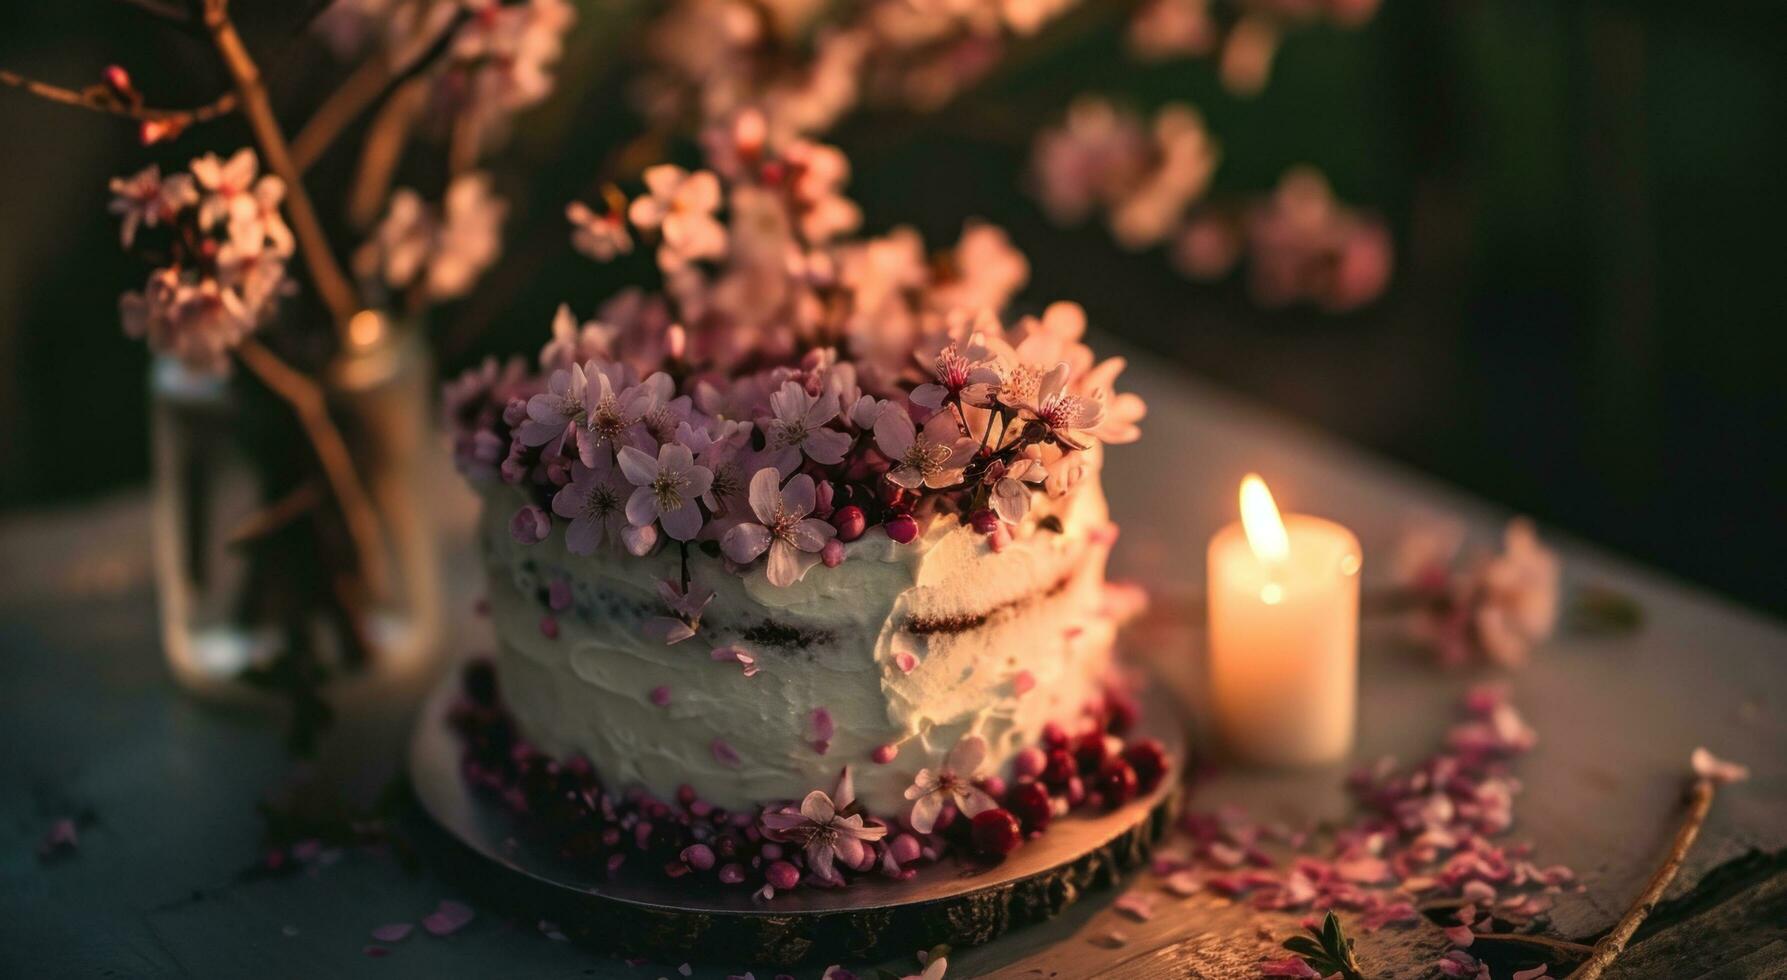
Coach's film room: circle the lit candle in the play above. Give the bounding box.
[1206,474,1362,766]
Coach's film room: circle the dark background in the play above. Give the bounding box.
[2,1,1782,617]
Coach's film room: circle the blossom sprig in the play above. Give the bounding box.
[447,128,1144,637]
[110,149,295,372]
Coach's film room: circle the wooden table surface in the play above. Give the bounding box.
[3,344,1784,979]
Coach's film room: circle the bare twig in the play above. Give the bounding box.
[226,479,324,545]
[1565,778,1719,980]
[347,77,427,228]
[290,57,390,173]
[203,0,362,335]
[113,0,194,23]
[290,5,470,173]
[1469,932,1594,959]
[235,339,389,597]
[0,68,236,126]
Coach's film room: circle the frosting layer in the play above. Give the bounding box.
[480,472,1118,815]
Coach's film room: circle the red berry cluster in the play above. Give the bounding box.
[449,661,1173,886]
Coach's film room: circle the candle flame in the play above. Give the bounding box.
[1239,474,1290,562]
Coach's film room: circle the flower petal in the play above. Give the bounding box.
[722,522,772,564]
[617,445,657,486]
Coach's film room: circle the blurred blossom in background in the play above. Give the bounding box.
[0,0,1782,618]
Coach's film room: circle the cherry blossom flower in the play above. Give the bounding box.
[190,148,260,230]
[874,409,976,490]
[584,369,672,462]
[618,443,712,540]
[518,363,590,456]
[567,193,632,261]
[646,578,715,644]
[721,468,837,587]
[428,173,507,299]
[1471,519,1560,667]
[988,456,1046,524]
[356,173,507,302]
[1691,748,1750,786]
[121,272,255,373]
[760,381,852,473]
[911,339,1002,412]
[760,768,887,883]
[108,164,196,248]
[629,166,727,270]
[1021,363,1107,451]
[903,734,997,833]
[551,456,629,554]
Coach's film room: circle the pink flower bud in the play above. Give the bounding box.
[666,324,687,361]
[872,743,899,764]
[832,505,867,542]
[812,480,835,517]
[102,65,137,103]
[649,685,671,707]
[821,539,845,568]
[885,513,919,544]
[970,509,1000,534]
[717,863,745,884]
[510,504,551,544]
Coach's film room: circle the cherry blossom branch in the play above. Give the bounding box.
[289,6,471,173]
[235,339,389,597]
[1564,776,1718,980]
[202,0,361,335]
[0,68,236,126]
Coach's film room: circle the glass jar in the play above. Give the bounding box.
[148,315,443,704]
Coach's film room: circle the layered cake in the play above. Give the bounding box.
[445,122,1157,895]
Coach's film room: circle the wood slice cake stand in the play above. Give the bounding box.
[407,673,1188,968]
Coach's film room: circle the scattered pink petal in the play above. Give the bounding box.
[1258,956,1322,978]
[1012,670,1035,696]
[371,923,412,943]
[1443,924,1475,947]
[895,651,918,674]
[539,615,559,639]
[1691,747,1750,785]
[650,685,672,707]
[37,818,78,858]
[547,579,573,611]
[363,945,391,958]
[1163,870,1201,897]
[712,646,760,677]
[1114,892,1156,921]
[421,899,475,936]
[1091,930,1128,948]
[712,739,742,768]
[1335,857,1389,883]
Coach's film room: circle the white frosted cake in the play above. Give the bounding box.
[477,446,1119,817]
[445,124,1154,894]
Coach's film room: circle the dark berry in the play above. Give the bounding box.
[1097,759,1138,810]
[969,508,1000,534]
[969,808,1023,856]
[1007,781,1053,834]
[463,660,498,707]
[1122,738,1170,793]
[1041,749,1076,787]
[1074,732,1110,774]
[1104,693,1140,735]
[1041,721,1071,751]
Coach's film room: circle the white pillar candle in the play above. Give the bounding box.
[1206,475,1362,766]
